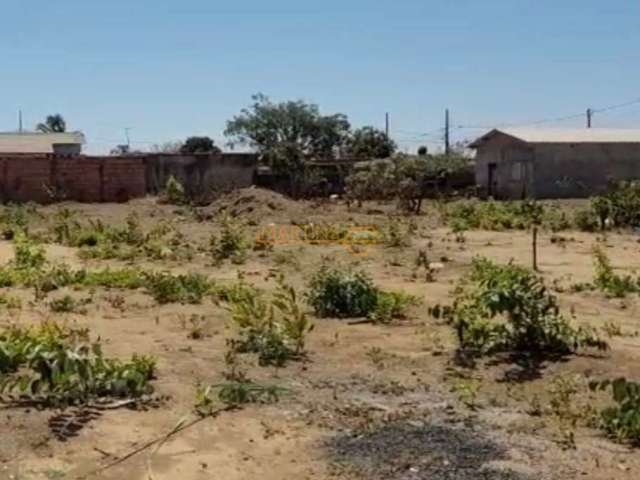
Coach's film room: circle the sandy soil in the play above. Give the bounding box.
[2,191,640,480]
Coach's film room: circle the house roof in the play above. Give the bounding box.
[469,128,640,148]
[0,132,85,153]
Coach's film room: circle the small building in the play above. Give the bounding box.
[469,128,640,199]
[0,132,85,155]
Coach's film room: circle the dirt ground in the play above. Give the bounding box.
[3,190,640,480]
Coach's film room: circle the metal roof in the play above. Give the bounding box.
[0,132,85,153]
[469,128,640,147]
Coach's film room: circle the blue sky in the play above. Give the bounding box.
[1,0,639,153]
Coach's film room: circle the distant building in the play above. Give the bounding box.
[0,132,85,155]
[469,128,640,199]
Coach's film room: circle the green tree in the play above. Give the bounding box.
[180,136,221,154]
[225,94,350,195]
[346,126,396,159]
[36,114,67,133]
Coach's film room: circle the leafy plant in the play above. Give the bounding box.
[226,276,312,366]
[307,265,418,321]
[0,321,155,407]
[163,175,187,205]
[590,378,640,445]
[431,258,607,356]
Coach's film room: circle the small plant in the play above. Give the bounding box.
[413,249,436,282]
[226,275,312,366]
[589,378,640,445]
[383,218,412,248]
[49,295,90,314]
[13,233,46,271]
[163,175,187,205]
[368,291,419,324]
[145,271,212,304]
[210,214,249,264]
[307,266,378,318]
[431,257,607,356]
[180,314,210,340]
[0,321,155,407]
[195,350,284,413]
[592,246,638,298]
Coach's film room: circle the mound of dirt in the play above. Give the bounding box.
[201,187,304,223]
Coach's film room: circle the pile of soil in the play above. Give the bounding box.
[201,187,304,223]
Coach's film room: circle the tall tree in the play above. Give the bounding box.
[225,94,350,196]
[345,126,397,159]
[180,136,220,154]
[36,114,67,133]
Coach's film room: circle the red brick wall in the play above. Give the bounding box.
[0,154,146,203]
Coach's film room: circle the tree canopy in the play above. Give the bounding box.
[224,94,351,170]
[36,114,66,133]
[345,126,396,159]
[180,136,221,155]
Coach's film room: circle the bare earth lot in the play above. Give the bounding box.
[3,190,640,480]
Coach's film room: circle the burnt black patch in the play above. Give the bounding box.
[327,421,532,480]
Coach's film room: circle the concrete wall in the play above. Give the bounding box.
[0,154,146,203]
[475,135,640,199]
[145,153,258,196]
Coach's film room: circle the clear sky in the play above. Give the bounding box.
[1,0,639,154]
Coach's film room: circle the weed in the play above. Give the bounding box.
[180,314,210,340]
[383,218,413,248]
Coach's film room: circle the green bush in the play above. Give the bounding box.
[307,266,379,318]
[307,266,418,321]
[432,258,607,356]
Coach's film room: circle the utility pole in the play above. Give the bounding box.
[18,110,23,133]
[444,109,451,155]
[385,112,390,137]
[124,128,132,149]
[586,108,592,128]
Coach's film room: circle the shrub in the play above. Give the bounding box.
[307,265,418,321]
[210,215,249,264]
[145,272,212,304]
[307,266,379,318]
[13,233,46,271]
[369,291,419,324]
[0,321,155,407]
[590,378,640,445]
[573,209,599,232]
[163,175,187,205]
[431,258,607,356]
